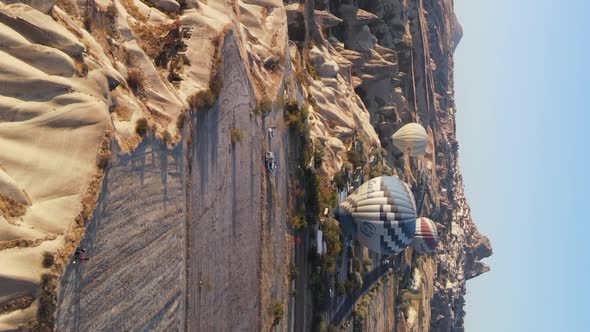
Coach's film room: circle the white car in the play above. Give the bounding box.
[265,152,277,173]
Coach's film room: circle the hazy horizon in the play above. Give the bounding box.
[455,0,589,331]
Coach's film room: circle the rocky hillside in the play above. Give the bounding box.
[0,0,490,331]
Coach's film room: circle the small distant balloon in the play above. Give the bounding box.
[411,217,439,254]
[391,123,428,157]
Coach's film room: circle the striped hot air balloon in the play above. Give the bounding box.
[411,217,439,254]
[391,123,428,157]
[336,176,417,254]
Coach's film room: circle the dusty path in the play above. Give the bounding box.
[186,31,263,332]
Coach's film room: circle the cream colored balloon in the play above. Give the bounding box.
[391,123,428,157]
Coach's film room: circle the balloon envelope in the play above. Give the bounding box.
[411,217,439,254]
[337,176,417,254]
[391,123,428,157]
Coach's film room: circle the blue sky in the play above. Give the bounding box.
[454,0,589,331]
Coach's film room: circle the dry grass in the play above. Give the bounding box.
[0,296,35,315]
[135,118,149,136]
[127,68,146,98]
[130,21,171,58]
[0,193,27,219]
[0,234,58,251]
[115,104,133,121]
[230,128,244,145]
[120,0,147,21]
[56,0,81,19]
[187,90,216,111]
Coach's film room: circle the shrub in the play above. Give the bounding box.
[287,98,299,112]
[176,111,187,130]
[38,273,58,327]
[347,150,363,169]
[271,300,284,326]
[333,174,345,191]
[344,280,355,295]
[277,94,287,108]
[352,257,361,273]
[135,118,149,136]
[322,219,341,257]
[0,193,26,218]
[162,130,172,145]
[369,164,393,178]
[230,128,244,144]
[252,95,272,116]
[96,150,111,169]
[308,63,320,80]
[363,258,372,270]
[335,281,345,296]
[291,215,307,230]
[187,90,216,111]
[127,68,145,97]
[290,264,298,280]
[313,142,324,169]
[42,252,54,268]
[322,255,336,273]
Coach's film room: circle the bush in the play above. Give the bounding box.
[176,111,187,130]
[127,68,145,97]
[291,215,307,230]
[335,281,345,296]
[252,95,272,116]
[271,300,284,326]
[188,90,216,111]
[230,128,244,144]
[352,257,361,273]
[135,118,149,136]
[290,264,298,280]
[363,258,372,270]
[333,174,345,191]
[347,150,364,169]
[97,150,111,169]
[344,280,355,295]
[42,252,54,268]
[322,219,342,257]
[307,61,320,80]
[313,142,324,169]
[38,273,58,327]
[162,130,172,145]
[369,164,393,178]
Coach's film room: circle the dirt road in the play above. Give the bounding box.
[185,31,263,331]
[56,137,187,331]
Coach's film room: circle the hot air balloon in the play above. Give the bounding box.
[411,217,439,254]
[391,123,428,157]
[336,176,416,254]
